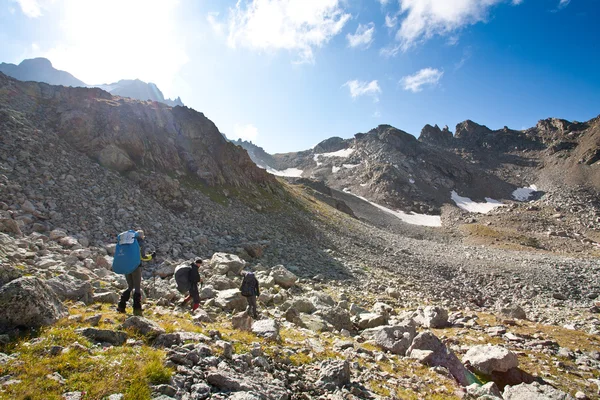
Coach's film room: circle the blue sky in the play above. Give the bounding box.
[1,0,599,154]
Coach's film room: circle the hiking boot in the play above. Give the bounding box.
[116,305,126,313]
[132,292,142,317]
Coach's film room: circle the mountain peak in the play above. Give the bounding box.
[419,123,453,145]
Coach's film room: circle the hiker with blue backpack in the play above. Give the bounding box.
[240,270,260,319]
[174,259,204,311]
[112,229,155,316]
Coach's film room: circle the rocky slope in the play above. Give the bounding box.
[0,75,599,399]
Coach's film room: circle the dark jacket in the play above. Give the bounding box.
[240,272,260,297]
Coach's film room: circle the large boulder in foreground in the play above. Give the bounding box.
[372,323,417,355]
[121,316,165,338]
[0,276,68,332]
[463,345,519,375]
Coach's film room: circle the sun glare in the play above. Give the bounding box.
[44,0,187,93]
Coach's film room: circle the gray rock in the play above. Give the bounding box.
[62,392,84,400]
[289,298,316,314]
[76,328,127,345]
[463,345,519,375]
[214,289,247,312]
[315,306,353,331]
[499,304,527,320]
[373,324,417,355]
[503,382,575,400]
[298,314,331,332]
[98,144,134,172]
[228,392,264,400]
[210,253,246,275]
[47,274,93,304]
[152,384,177,397]
[121,316,165,338]
[206,371,243,391]
[270,265,297,289]
[83,314,102,327]
[416,306,448,328]
[0,276,68,333]
[232,312,253,331]
[0,264,22,288]
[153,331,210,348]
[466,382,503,399]
[407,331,473,387]
[354,312,388,330]
[316,359,351,389]
[92,291,119,304]
[252,319,280,341]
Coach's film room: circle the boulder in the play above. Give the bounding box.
[407,331,473,386]
[354,313,388,330]
[316,360,351,389]
[121,316,165,338]
[499,304,527,320]
[251,319,280,341]
[153,331,211,348]
[154,262,177,278]
[214,289,247,312]
[298,314,331,332]
[210,253,246,275]
[208,275,237,290]
[463,345,519,375]
[98,144,134,172]
[289,298,316,314]
[270,265,297,289]
[372,302,394,316]
[316,306,353,331]
[76,328,127,345]
[467,382,503,399]
[0,277,68,332]
[232,312,253,331]
[92,291,120,304]
[46,274,93,304]
[0,264,22,287]
[415,306,448,328]
[372,324,417,355]
[503,382,575,400]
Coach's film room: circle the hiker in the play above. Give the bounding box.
[174,259,203,311]
[112,229,155,316]
[240,270,260,319]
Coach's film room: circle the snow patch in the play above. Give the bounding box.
[258,165,303,177]
[343,189,441,227]
[343,163,360,169]
[319,148,355,158]
[409,178,415,184]
[360,183,368,187]
[332,166,341,173]
[512,185,538,201]
[451,191,504,214]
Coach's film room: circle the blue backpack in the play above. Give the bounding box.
[112,230,142,275]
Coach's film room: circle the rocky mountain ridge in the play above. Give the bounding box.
[0,58,185,107]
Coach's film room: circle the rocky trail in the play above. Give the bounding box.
[0,73,599,399]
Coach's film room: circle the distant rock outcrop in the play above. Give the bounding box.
[0,57,86,87]
[419,124,453,146]
[96,79,184,107]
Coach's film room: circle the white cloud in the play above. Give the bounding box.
[454,46,472,70]
[446,35,459,46]
[384,13,397,28]
[512,0,523,4]
[207,12,225,36]
[379,0,390,5]
[346,22,375,49]
[343,79,381,101]
[233,123,259,141]
[390,0,518,52]
[401,68,443,92]
[227,0,351,63]
[43,0,188,95]
[558,0,570,9]
[372,110,382,118]
[15,0,44,18]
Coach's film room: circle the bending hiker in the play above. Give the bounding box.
[112,229,155,316]
[240,270,260,319]
[174,259,204,311]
